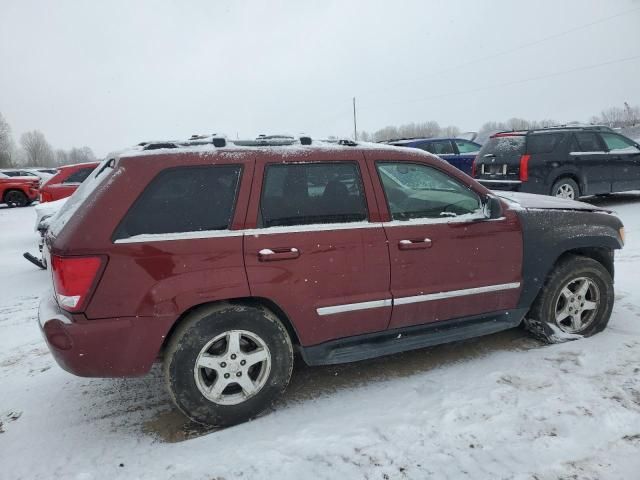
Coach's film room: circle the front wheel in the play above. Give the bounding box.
[163,303,294,426]
[551,177,580,200]
[524,255,614,343]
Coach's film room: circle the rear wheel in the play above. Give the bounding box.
[524,255,614,343]
[163,303,294,426]
[551,177,579,200]
[4,190,29,208]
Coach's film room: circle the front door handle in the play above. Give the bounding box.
[258,247,300,261]
[398,238,432,250]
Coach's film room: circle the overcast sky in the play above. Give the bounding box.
[1,0,639,156]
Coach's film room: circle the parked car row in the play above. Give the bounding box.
[38,135,624,427]
[0,162,99,208]
[388,126,640,199]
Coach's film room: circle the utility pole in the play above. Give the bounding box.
[353,97,358,141]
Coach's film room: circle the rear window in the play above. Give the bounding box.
[63,167,95,184]
[479,136,525,156]
[114,165,242,240]
[527,133,564,154]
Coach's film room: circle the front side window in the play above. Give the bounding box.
[454,139,480,154]
[63,167,95,184]
[259,162,368,227]
[600,133,640,153]
[114,165,241,239]
[377,162,481,220]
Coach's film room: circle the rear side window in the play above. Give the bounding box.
[63,167,95,184]
[571,133,603,152]
[420,141,454,155]
[114,165,242,239]
[527,133,563,154]
[259,162,368,227]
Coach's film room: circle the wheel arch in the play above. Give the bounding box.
[159,296,301,357]
[549,173,582,196]
[2,187,27,203]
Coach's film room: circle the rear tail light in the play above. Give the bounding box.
[40,191,53,202]
[471,155,478,177]
[51,255,104,312]
[519,154,531,182]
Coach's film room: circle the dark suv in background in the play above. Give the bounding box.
[473,126,640,199]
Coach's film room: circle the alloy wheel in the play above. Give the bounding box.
[193,329,271,405]
[554,276,600,334]
[555,183,576,199]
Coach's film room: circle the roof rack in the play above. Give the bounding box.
[134,134,368,153]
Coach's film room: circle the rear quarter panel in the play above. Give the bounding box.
[49,151,256,322]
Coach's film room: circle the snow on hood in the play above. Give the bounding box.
[495,191,609,212]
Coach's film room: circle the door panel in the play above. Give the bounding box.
[599,132,640,192]
[245,227,391,345]
[383,214,522,328]
[368,156,523,330]
[243,154,391,346]
[570,133,609,194]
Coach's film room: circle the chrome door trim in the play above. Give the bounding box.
[394,282,521,306]
[315,282,520,316]
[317,299,392,316]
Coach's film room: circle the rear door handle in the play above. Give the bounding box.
[258,247,300,261]
[398,238,432,250]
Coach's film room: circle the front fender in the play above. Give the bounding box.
[515,209,623,309]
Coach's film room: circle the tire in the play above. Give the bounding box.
[524,255,614,343]
[551,177,580,200]
[163,303,294,426]
[4,190,29,208]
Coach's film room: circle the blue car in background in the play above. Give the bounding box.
[386,137,481,175]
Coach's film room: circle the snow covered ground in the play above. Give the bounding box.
[1,196,639,480]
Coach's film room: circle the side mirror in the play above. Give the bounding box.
[484,195,503,219]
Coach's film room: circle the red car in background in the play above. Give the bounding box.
[39,162,99,202]
[0,172,39,207]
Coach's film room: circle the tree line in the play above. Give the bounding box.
[358,102,640,143]
[0,112,96,168]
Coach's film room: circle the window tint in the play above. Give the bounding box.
[600,133,640,153]
[527,133,563,154]
[421,141,454,155]
[259,162,368,227]
[114,165,241,239]
[64,167,95,184]
[571,133,603,152]
[454,140,480,153]
[377,162,481,220]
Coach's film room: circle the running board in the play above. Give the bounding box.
[300,309,528,366]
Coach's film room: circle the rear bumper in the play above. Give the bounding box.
[38,294,174,377]
[477,179,549,195]
[27,188,39,201]
[477,179,523,191]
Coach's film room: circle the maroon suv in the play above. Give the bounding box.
[39,136,624,426]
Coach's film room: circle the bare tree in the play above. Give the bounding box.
[0,112,14,168]
[20,130,54,167]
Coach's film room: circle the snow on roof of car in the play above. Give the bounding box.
[118,136,412,159]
